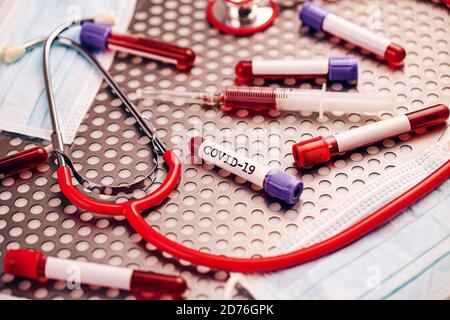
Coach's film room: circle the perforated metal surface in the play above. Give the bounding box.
[1,0,450,300]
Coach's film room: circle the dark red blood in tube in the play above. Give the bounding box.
[407,104,449,130]
[223,86,277,110]
[131,270,187,295]
[0,147,48,179]
[384,43,406,68]
[108,33,196,70]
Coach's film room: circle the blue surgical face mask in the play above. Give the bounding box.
[0,0,136,143]
[229,142,450,300]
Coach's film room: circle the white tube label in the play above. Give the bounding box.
[197,140,271,187]
[335,115,411,152]
[45,257,133,290]
[323,14,391,57]
[252,60,329,75]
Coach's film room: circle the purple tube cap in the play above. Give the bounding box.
[299,2,330,31]
[80,22,112,51]
[328,57,359,82]
[264,170,304,205]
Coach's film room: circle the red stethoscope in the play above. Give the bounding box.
[2,17,450,274]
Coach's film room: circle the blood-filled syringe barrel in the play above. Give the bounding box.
[222,86,394,114]
[299,3,406,67]
[190,137,303,204]
[80,22,195,70]
[235,57,358,83]
[0,147,50,179]
[292,104,450,168]
[4,249,187,295]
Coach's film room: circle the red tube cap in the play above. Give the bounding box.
[292,136,331,168]
[4,249,43,280]
[384,43,406,68]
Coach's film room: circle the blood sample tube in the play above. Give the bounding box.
[4,249,187,295]
[80,22,196,70]
[292,104,450,168]
[0,146,52,180]
[190,137,303,204]
[299,3,406,68]
[138,86,394,118]
[235,57,358,84]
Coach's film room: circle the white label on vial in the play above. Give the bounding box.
[197,140,271,187]
[45,257,133,290]
[335,115,411,152]
[252,59,329,75]
[323,13,391,57]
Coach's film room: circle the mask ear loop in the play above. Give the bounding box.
[223,274,244,300]
[437,124,450,151]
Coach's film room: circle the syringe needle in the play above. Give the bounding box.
[137,88,220,106]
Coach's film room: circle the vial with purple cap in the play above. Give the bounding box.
[299,2,406,68]
[190,137,304,205]
[235,57,358,84]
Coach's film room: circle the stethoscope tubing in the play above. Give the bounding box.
[123,159,450,272]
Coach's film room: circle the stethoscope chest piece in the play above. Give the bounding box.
[206,0,277,35]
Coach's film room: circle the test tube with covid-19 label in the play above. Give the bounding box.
[190,137,303,204]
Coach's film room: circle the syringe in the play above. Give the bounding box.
[137,86,394,117]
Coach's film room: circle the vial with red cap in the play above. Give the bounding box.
[292,104,450,168]
[80,22,196,70]
[299,3,406,68]
[4,249,187,296]
[0,145,52,180]
[235,57,358,84]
